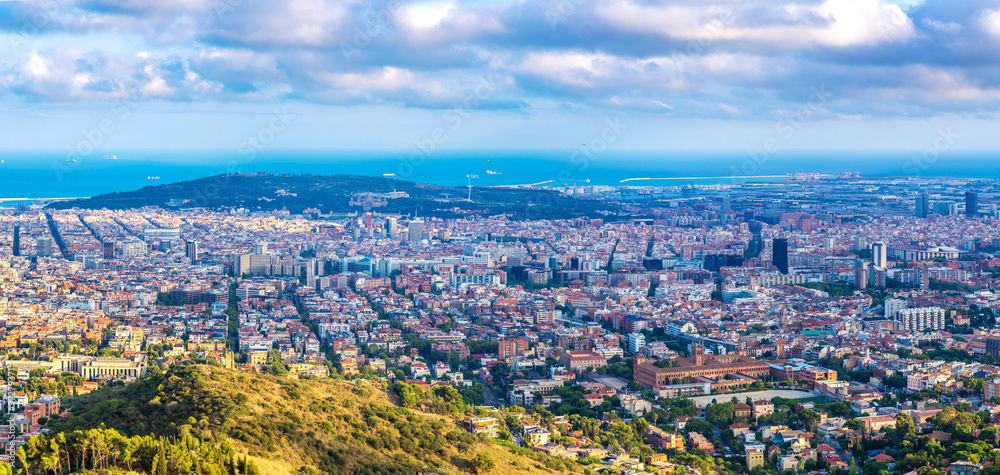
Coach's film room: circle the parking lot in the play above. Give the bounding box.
[687,389,822,408]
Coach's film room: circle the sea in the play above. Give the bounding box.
[0,149,998,205]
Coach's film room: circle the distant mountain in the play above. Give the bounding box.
[43,364,568,475]
[48,173,619,219]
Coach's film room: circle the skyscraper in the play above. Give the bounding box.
[772,238,788,274]
[722,194,731,212]
[914,193,929,218]
[186,240,199,262]
[36,237,51,257]
[408,220,424,242]
[386,217,398,239]
[103,240,115,259]
[966,191,979,216]
[855,265,868,290]
[12,225,19,257]
[853,236,867,252]
[872,242,887,269]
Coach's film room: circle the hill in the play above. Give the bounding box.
[47,173,619,219]
[39,364,578,475]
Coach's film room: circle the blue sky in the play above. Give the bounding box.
[2,0,1000,152]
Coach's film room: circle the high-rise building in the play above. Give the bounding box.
[884,298,907,319]
[627,333,646,354]
[36,237,52,257]
[12,225,19,257]
[303,258,323,281]
[895,307,945,333]
[498,338,528,359]
[185,240,199,262]
[233,253,278,276]
[872,242,887,269]
[772,238,788,274]
[871,266,887,288]
[853,236,867,252]
[933,202,954,215]
[408,220,424,242]
[854,266,868,290]
[386,217,398,239]
[722,194,731,212]
[914,193,929,218]
[103,240,115,259]
[966,191,979,216]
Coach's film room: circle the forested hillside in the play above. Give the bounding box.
[31,364,572,475]
[47,173,619,219]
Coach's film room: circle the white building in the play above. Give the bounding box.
[627,332,646,354]
[884,299,907,319]
[872,242,887,269]
[895,307,945,333]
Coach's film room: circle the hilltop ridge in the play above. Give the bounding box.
[47,173,619,219]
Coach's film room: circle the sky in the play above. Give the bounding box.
[2,0,1000,153]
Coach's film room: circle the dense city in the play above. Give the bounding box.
[2,174,1000,475]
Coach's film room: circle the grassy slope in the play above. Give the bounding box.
[50,365,568,475]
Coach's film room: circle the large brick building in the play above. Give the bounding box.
[498,337,528,359]
[559,350,608,370]
[633,340,769,388]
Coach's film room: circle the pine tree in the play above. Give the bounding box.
[155,441,168,475]
[244,459,261,475]
[14,446,27,475]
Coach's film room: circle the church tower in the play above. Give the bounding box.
[692,340,705,366]
[633,354,646,373]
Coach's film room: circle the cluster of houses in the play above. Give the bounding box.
[0,391,62,462]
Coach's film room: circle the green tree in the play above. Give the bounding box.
[470,453,495,474]
[634,417,649,434]
[896,413,916,439]
[155,441,167,475]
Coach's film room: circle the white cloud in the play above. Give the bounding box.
[921,18,961,34]
[718,103,741,115]
[595,0,916,48]
[979,8,1000,39]
[516,51,693,90]
[653,100,673,110]
[211,0,350,47]
[395,1,505,45]
[2,48,220,101]
[316,66,415,91]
